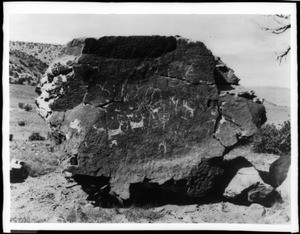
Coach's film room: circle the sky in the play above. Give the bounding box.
[8,14,291,88]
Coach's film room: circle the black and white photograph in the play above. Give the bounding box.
[2,2,298,232]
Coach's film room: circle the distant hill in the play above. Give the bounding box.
[263,101,290,126]
[9,50,48,86]
[246,86,291,125]
[9,41,65,85]
[246,86,291,107]
[10,41,64,65]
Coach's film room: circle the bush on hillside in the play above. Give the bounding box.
[18,102,25,109]
[19,102,33,111]
[18,121,26,126]
[24,104,33,111]
[252,121,291,156]
[29,132,45,141]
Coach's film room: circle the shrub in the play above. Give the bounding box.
[18,103,32,111]
[48,130,66,145]
[123,207,164,222]
[24,104,33,111]
[253,121,291,156]
[29,132,45,141]
[18,121,26,126]
[18,102,25,109]
[16,78,25,85]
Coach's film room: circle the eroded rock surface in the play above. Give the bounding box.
[35,36,267,201]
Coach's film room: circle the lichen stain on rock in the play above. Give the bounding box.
[36,35,267,202]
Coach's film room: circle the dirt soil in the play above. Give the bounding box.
[9,84,291,224]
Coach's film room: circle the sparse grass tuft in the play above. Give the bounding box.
[29,132,45,141]
[253,121,291,156]
[18,121,26,126]
[18,102,33,111]
[24,104,33,111]
[10,141,59,177]
[123,206,164,223]
[62,206,115,223]
[18,102,25,109]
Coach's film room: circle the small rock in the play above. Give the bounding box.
[182,215,193,223]
[84,203,94,209]
[154,207,165,213]
[64,171,72,178]
[221,202,230,213]
[10,159,30,183]
[246,203,266,217]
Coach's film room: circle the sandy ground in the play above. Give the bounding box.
[10,171,291,224]
[8,84,291,225]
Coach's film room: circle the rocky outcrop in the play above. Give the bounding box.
[35,36,267,202]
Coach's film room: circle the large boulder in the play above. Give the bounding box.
[35,36,267,201]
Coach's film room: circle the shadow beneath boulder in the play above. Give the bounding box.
[126,156,254,208]
[70,155,282,209]
[71,174,122,208]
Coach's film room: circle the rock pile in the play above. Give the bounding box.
[35,36,288,207]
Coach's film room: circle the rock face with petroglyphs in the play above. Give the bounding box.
[35,36,267,201]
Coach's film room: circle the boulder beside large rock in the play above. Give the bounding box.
[223,167,264,198]
[35,36,267,201]
[247,182,281,207]
[276,168,291,199]
[224,166,281,207]
[268,155,291,188]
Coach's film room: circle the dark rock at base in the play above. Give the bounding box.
[248,182,282,207]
